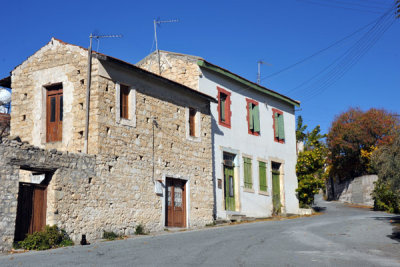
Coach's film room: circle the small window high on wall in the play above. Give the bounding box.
[120,84,130,119]
[217,87,231,128]
[189,107,196,137]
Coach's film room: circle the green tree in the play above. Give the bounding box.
[296,125,327,207]
[296,116,307,142]
[371,130,400,213]
[327,108,399,181]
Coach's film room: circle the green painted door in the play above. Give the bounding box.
[224,166,235,211]
[272,170,281,214]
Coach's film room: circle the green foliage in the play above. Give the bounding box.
[135,224,146,235]
[296,116,307,142]
[371,130,400,213]
[296,125,328,208]
[102,231,123,240]
[327,108,399,181]
[372,179,399,213]
[18,225,73,250]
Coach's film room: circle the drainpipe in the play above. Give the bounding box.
[84,34,93,154]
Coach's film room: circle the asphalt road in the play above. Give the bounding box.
[1,195,399,267]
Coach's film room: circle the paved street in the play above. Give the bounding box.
[1,196,399,267]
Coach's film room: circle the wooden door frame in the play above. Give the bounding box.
[164,177,187,228]
[14,182,47,242]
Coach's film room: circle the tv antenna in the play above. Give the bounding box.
[153,18,179,75]
[84,33,122,154]
[257,60,272,84]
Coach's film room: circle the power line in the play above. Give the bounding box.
[295,8,396,103]
[263,17,380,80]
[296,0,388,14]
[300,13,394,100]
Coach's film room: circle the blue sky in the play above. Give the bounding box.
[1,0,398,134]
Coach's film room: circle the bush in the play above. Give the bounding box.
[372,179,399,213]
[18,225,73,250]
[135,224,146,235]
[102,231,123,240]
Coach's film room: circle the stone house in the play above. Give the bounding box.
[138,51,301,219]
[0,38,216,250]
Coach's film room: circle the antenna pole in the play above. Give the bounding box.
[84,34,93,154]
[257,60,272,84]
[153,18,179,75]
[84,33,122,154]
[154,19,161,75]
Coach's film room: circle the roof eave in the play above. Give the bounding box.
[197,60,300,107]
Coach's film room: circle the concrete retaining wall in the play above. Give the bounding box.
[327,175,378,206]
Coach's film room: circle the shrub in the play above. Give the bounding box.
[102,231,122,240]
[18,225,73,250]
[135,224,146,235]
[372,179,399,213]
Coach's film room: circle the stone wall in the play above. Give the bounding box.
[0,113,10,137]
[3,39,215,252]
[10,38,100,154]
[327,175,378,206]
[0,137,96,252]
[137,51,201,90]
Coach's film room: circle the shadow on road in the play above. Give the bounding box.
[312,206,327,212]
[373,215,400,243]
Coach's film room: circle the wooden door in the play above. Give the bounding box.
[166,179,186,227]
[224,166,235,211]
[14,183,47,241]
[46,84,63,142]
[272,170,281,214]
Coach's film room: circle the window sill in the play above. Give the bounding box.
[258,190,269,196]
[218,121,231,129]
[118,117,136,128]
[243,187,254,193]
[248,131,260,136]
[186,135,201,142]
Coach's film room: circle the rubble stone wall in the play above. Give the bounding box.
[10,38,101,154]
[0,138,96,252]
[137,51,201,90]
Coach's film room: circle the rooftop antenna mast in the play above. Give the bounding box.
[153,18,179,75]
[257,60,272,84]
[84,33,122,154]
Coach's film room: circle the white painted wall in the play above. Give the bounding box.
[199,68,299,218]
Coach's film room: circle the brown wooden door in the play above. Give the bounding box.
[166,179,186,227]
[46,84,63,142]
[14,183,47,242]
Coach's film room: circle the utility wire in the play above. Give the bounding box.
[263,17,380,80]
[296,0,387,14]
[299,11,393,99]
[294,7,396,103]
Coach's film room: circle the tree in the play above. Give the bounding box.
[371,130,400,213]
[296,124,327,207]
[296,116,307,142]
[327,108,399,181]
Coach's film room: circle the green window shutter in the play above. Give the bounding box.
[278,114,285,140]
[244,157,252,189]
[253,104,260,133]
[274,112,279,138]
[220,97,226,122]
[259,161,267,191]
[249,104,254,130]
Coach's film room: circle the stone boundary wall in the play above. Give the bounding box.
[0,137,96,252]
[327,175,378,206]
